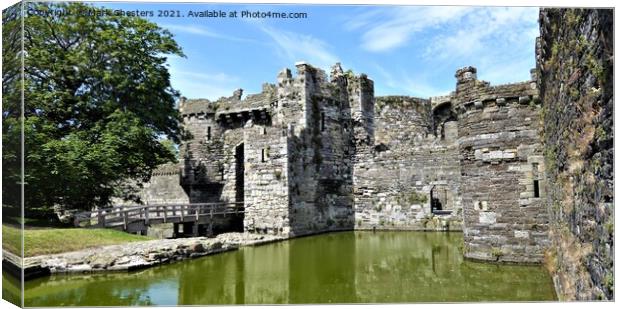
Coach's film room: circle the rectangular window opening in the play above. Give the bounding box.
[207,126,211,141]
[321,112,326,132]
[261,149,265,162]
[533,180,540,198]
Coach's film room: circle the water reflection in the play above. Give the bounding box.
[2,269,21,306]
[22,231,556,306]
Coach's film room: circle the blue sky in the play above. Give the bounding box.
[101,3,540,100]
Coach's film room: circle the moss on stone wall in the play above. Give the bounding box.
[396,191,428,206]
[537,8,613,301]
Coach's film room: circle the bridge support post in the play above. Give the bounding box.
[97,210,105,228]
[173,223,179,238]
[192,223,199,237]
[207,222,214,237]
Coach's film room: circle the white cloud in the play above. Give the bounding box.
[161,24,217,36]
[351,7,538,87]
[348,6,472,52]
[423,7,539,61]
[422,7,539,84]
[259,25,339,70]
[348,6,538,69]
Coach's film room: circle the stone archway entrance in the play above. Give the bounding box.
[430,185,452,214]
[432,101,457,141]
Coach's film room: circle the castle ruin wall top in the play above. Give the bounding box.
[179,85,276,118]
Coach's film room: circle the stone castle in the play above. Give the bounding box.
[140,61,548,264]
[115,8,616,300]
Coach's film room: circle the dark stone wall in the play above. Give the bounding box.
[285,63,358,236]
[537,8,614,300]
[243,125,290,235]
[453,67,549,264]
[138,164,189,204]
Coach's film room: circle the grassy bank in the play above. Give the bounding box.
[2,225,152,257]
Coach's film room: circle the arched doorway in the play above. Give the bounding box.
[430,185,452,215]
[432,101,457,141]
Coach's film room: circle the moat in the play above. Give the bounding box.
[15,231,556,306]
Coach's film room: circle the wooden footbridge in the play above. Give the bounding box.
[74,202,244,236]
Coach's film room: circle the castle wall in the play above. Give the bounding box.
[136,164,189,204]
[454,67,549,263]
[219,127,245,204]
[243,125,290,235]
[179,116,245,204]
[283,63,356,236]
[178,87,274,205]
[234,63,359,237]
[129,50,611,280]
[179,107,227,203]
[348,72,375,146]
[352,97,462,230]
[537,8,613,300]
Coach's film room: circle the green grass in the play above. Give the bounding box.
[2,225,152,257]
[2,224,22,257]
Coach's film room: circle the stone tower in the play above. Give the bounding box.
[347,71,375,148]
[454,66,550,263]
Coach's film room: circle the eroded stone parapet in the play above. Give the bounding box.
[455,66,477,81]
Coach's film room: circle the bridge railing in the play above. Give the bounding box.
[74,202,244,229]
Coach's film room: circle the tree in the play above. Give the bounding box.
[2,3,25,216]
[2,2,185,214]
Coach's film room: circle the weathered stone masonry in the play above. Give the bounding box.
[537,8,613,300]
[352,96,462,231]
[453,66,549,263]
[135,12,613,295]
[139,61,547,262]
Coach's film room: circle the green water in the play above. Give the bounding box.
[18,231,556,305]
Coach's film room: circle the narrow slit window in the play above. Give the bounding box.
[261,149,265,162]
[321,112,326,132]
[207,126,211,141]
[533,180,540,198]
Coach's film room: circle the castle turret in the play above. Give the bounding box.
[273,66,301,129]
[454,66,548,263]
[455,66,477,87]
[232,88,243,100]
[347,73,375,147]
[178,96,187,114]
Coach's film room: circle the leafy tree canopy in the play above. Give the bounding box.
[2,2,185,213]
